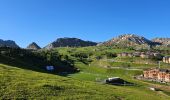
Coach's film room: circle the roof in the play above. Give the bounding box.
[144,68,170,73]
[108,77,120,80]
[159,69,170,73]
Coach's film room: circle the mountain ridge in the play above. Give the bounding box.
[152,38,170,46]
[98,34,161,47]
[0,39,19,48]
[44,37,97,49]
[26,42,41,50]
[1,34,170,48]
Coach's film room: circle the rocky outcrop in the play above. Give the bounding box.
[26,42,41,50]
[152,38,170,46]
[0,39,19,48]
[44,37,97,49]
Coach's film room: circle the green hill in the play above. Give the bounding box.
[1,47,170,100]
[1,64,170,100]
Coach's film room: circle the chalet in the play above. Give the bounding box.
[143,68,170,83]
[121,52,128,57]
[117,52,161,59]
[158,70,167,82]
[143,68,159,79]
[163,56,170,63]
[140,53,149,59]
[133,52,141,57]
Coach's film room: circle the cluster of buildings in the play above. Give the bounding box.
[143,68,170,83]
[163,56,170,64]
[117,51,162,59]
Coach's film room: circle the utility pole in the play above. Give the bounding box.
[158,61,161,69]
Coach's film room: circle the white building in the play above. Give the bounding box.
[46,66,54,71]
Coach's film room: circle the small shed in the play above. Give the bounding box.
[133,52,141,57]
[121,52,128,57]
[106,77,125,85]
[106,77,134,86]
[46,66,54,71]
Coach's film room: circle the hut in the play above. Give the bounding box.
[140,53,149,59]
[128,53,133,57]
[121,52,128,57]
[143,68,170,83]
[133,52,141,57]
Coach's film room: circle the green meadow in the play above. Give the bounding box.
[0,47,170,100]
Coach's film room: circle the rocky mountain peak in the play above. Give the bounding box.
[152,38,170,45]
[0,39,19,48]
[44,37,97,49]
[26,42,41,50]
[99,34,159,47]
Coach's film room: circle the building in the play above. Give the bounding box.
[153,53,162,59]
[163,56,170,63]
[133,52,141,57]
[140,53,149,59]
[46,66,54,71]
[117,53,122,57]
[121,52,128,57]
[143,68,159,79]
[128,53,133,57]
[165,73,170,82]
[117,51,161,59]
[143,68,170,83]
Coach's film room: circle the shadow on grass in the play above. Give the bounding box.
[0,48,79,76]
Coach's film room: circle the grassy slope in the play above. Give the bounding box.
[56,47,170,69]
[1,64,170,100]
[1,47,170,99]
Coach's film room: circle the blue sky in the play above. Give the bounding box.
[0,0,170,48]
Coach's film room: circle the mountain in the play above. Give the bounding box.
[98,34,159,47]
[26,42,41,50]
[0,39,19,48]
[44,37,97,49]
[152,38,170,46]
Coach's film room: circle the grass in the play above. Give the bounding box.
[1,64,170,100]
[1,47,170,99]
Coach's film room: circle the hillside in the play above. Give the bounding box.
[99,34,159,47]
[1,46,170,99]
[26,42,41,50]
[1,63,170,100]
[44,38,97,49]
[152,38,170,46]
[0,39,19,48]
[0,47,77,73]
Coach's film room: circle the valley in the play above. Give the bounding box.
[0,34,170,100]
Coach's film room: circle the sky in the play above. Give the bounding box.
[0,0,170,48]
